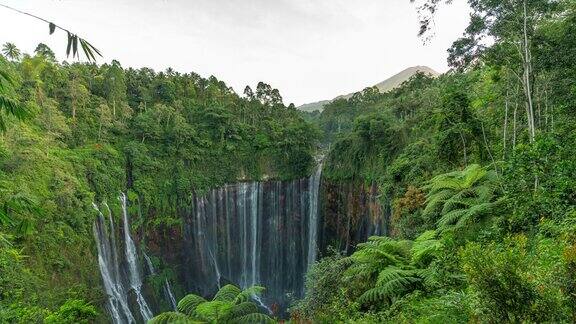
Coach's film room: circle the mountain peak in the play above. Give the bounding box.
[298,66,440,112]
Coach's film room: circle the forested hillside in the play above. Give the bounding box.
[0,46,317,322]
[1,0,576,323]
[292,0,576,322]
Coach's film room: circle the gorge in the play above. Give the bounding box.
[93,165,387,322]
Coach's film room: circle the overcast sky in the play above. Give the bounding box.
[0,0,470,105]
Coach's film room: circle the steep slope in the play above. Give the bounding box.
[298,99,332,113]
[297,66,440,112]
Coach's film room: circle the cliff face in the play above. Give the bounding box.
[139,177,388,316]
[318,180,389,255]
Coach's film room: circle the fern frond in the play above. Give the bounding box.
[462,164,486,188]
[177,294,206,316]
[357,286,389,305]
[376,266,417,286]
[453,200,499,228]
[423,189,453,215]
[148,311,198,324]
[359,272,420,305]
[414,230,437,242]
[432,177,463,191]
[437,209,468,229]
[440,194,467,215]
[411,231,442,266]
[234,286,265,304]
[418,266,440,288]
[232,312,275,324]
[224,302,260,321]
[213,284,241,302]
[195,300,234,321]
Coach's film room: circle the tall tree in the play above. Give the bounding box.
[34,43,56,62]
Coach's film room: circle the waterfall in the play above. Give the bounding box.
[183,169,323,313]
[307,164,323,270]
[94,166,326,321]
[94,195,157,323]
[92,203,135,324]
[249,182,260,288]
[119,193,153,322]
[143,252,178,310]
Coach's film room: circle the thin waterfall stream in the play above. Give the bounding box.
[143,252,177,310]
[119,193,153,322]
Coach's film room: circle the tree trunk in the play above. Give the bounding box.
[522,0,536,142]
[513,100,518,150]
[459,131,468,166]
[503,89,509,159]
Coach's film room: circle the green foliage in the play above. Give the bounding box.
[177,294,207,316]
[461,236,568,322]
[148,311,199,324]
[0,62,28,132]
[0,49,317,322]
[290,250,359,322]
[423,164,502,233]
[346,231,443,308]
[44,299,98,324]
[152,284,274,323]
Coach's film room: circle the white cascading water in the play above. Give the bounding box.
[143,252,178,310]
[119,193,153,322]
[184,169,323,310]
[94,163,324,321]
[307,164,323,269]
[92,203,136,324]
[249,182,260,288]
[103,202,122,288]
[209,190,222,288]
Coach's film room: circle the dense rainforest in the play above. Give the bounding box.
[292,0,576,322]
[1,0,576,323]
[0,44,317,322]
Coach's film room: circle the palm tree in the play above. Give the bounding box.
[423,164,502,232]
[2,42,21,61]
[149,284,275,324]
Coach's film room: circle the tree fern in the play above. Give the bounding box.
[195,300,233,322]
[223,302,260,321]
[423,164,501,232]
[346,236,412,280]
[148,311,199,324]
[232,312,275,324]
[213,284,241,302]
[411,230,442,266]
[155,284,273,323]
[233,286,265,304]
[177,294,206,316]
